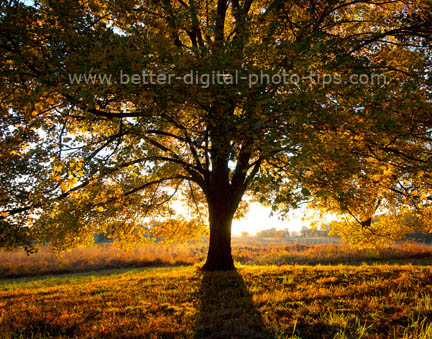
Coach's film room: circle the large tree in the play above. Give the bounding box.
[1,0,431,269]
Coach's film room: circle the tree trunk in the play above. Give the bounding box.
[202,201,235,271]
[201,161,241,271]
[202,107,247,271]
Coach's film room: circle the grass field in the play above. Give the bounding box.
[1,264,432,338]
[1,241,432,338]
[2,240,432,279]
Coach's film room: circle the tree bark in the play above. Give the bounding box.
[202,174,238,271]
[201,103,247,271]
[202,199,235,271]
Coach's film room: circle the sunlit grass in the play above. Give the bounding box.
[1,241,432,279]
[1,265,432,338]
[1,240,432,337]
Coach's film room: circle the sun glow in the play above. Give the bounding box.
[232,203,310,236]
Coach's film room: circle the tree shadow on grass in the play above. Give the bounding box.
[194,269,273,339]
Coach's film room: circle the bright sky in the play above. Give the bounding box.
[232,203,310,236]
[173,199,313,236]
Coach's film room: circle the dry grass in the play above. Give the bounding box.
[0,243,199,279]
[0,240,432,279]
[1,265,432,338]
[233,240,432,266]
[1,241,432,337]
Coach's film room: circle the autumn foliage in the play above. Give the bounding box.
[0,0,431,269]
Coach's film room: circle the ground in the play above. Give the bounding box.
[1,263,432,338]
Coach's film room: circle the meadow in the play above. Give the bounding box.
[1,239,432,279]
[1,240,432,338]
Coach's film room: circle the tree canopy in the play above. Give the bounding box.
[0,0,431,269]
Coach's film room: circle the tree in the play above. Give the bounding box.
[300,226,312,238]
[256,227,289,238]
[299,225,331,238]
[0,0,431,270]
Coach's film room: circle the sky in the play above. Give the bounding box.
[173,199,314,236]
[232,203,310,235]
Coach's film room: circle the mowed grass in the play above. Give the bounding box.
[1,265,432,338]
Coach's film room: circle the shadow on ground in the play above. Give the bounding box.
[194,269,272,338]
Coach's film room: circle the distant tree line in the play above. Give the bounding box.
[299,226,333,238]
[254,226,336,239]
[255,228,290,239]
[253,225,432,243]
[404,233,432,243]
